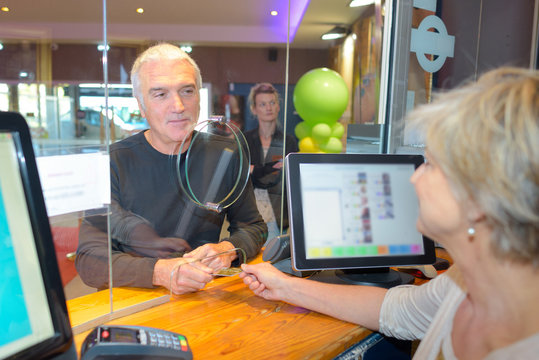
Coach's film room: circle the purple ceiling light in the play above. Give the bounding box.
[269,0,310,43]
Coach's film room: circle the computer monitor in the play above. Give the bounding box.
[0,112,75,359]
[285,153,435,288]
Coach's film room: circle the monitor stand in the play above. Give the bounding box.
[272,257,316,278]
[307,267,414,289]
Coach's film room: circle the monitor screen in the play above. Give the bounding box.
[285,153,435,286]
[0,112,74,359]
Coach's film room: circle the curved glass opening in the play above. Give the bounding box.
[177,117,251,212]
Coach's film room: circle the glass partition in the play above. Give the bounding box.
[0,0,323,331]
[342,0,536,154]
[0,0,384,331]
[0,0,112,329]
[99,3,291,320]
[6,0,528,333]
[284,0,389,195]
[278,0,536,268]
[378,0,536,154]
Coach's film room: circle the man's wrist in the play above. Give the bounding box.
[152,259,163,287]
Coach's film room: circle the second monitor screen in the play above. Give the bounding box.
[299,162,424,259]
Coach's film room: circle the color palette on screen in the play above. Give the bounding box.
[307,244,422,258]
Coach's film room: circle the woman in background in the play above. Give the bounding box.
[244,83,298,241]
[241,67,539,359]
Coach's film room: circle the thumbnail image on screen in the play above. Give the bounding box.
[299,162,424,260]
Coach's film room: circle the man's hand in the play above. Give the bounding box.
[184,241,237,273]
[153,257,213,295]
[122,236,192,258]
[152,241,238,295]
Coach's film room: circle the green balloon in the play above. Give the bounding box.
[294,121,312,140]
[312,123,332,143]
[319,137,343,153]
[331,122,345,139]
[293,68,349,126]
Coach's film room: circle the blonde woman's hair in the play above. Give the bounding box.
[407,67,539,266]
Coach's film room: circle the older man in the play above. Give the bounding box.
[76,43,267,295]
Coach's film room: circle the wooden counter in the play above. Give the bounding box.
[68,268,371,359]
[68,249,451,359]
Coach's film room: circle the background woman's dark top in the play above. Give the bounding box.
[244,127,298,233]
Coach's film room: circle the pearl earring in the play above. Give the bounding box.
[467,226,476,241]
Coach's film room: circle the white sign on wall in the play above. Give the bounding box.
[36,152,110,216]
[410,0,455,73]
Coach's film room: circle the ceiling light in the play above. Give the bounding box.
[0,43,3,51]
[270,10,278,16]
[1,6,10,12]
[136,8,144,14]
[321,26,350,40]
[349,0,375,7]
[180,45,192,53]
[97,44,110,51]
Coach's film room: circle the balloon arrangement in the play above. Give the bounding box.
[293,68,349,153]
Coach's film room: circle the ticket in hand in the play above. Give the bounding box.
[213,267,243,277]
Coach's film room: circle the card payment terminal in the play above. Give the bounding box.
[80,325,193,360]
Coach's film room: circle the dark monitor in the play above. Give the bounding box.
[285,153,435,288]
[0,112,75,359]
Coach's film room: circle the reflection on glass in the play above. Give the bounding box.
[177,117,251,213]
[76,84,145,142]
[0,0,389,330]
[0,1,112,324]
[358,2,385,125]
[244,83,299,241]
[50,215,96,300]
[75,44,267,306]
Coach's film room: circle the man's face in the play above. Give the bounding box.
[137,59,200,153]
